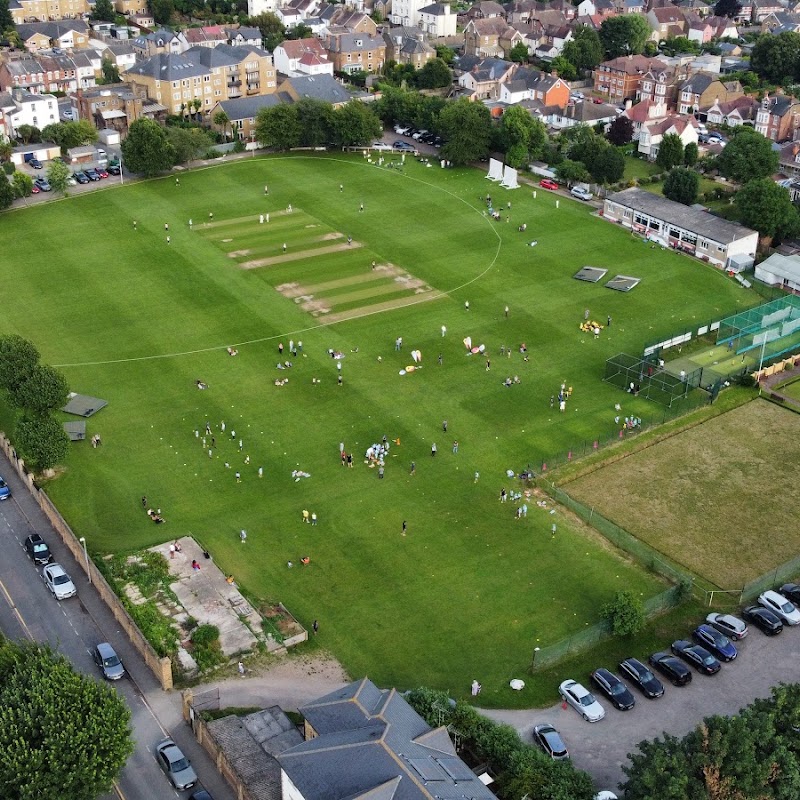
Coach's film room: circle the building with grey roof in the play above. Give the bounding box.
[603,187,758,268]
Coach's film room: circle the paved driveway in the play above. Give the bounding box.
[484,623,800,794]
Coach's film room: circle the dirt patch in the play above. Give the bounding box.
[300,298,331,316]
[323,290,443,323]
[240,241,362,269]
[228,249,251,258]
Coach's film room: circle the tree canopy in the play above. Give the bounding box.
[90,0,115,21]
[12,172,33,199]
[15,414,70,471]
[332,100,382,147]
[0,334,40,393]
[0,639,134,799]
[10,364,69,417]
[599,14,651,59]
[509,41,529,63]
[663,167,700,205]
[250,11,283,50]
[165,126,213,164]
[0,175,13,210]
[606,115,634,146]
[716,127,779,183]
[255,103,303,149]
[45,160,71,193]
[656,133,684,171]
[562,25,604,72]
[751,31,800,83]
[416,58,452,89]
[41,121,98,152]
[498,105,546,168]
[0,0,13,30]
[714,0,742,17]
[735,178,800,242]
[122,118,176,177]
[439,99,492,165]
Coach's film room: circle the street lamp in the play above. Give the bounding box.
[530,646,541,673]
[79,536,91,584]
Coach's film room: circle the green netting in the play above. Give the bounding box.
[717,296,800,364]
[604,353,701,406]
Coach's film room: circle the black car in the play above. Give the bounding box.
[649,652,692,686]
[779,584,800,606]
[618,658,664,698]
[84,168,101,181]
[108,164,121,175]
[73,171,90,184]
[590,668,635,710]
[742,604,783,635]
[532,723,569,760]
[692,624,737,662]
[29,157,43,169]
[671,640,721,675]
[24,533,52,564]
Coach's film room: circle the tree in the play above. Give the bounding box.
[683,140,698,167]
[90,0,115,21]
[439,99,492,165]
[550,55,577,81]
[716,127,778,183]
[562,25,604,72]
[0,175,12,210]
[41,121,97,151]
[46,159,71,193]
[212,109,231,141]
[416,58,452,89]
[499,105,546,168]
[656,132,684,171]
[555,158,591,186]
[0,139,11,163]
[332,101,382,147]
[251,11,284,50]
[12,171,33,198]
[0,334,39,393]
[100,58,121,84]
[14,414,70,471]
[148,0,174,25]
[295,98,334,146]
[10,364,69,417]
[735,178,800,242]
[606,115,634,146]
[0,639,134,797]
[663,167,699,205]
[590,146,625,184]
[601,590,645,636]
[165,126,213,164]
[255,104,301,150]
[715,0,742,16]
[659,36,700,56]
[509,41,529,63]
[17,124,41,144]
[435,45,455,64]
[0,0,13,30]
[599,14,651,59]
[751,31,800,83]
[122,118,176,176]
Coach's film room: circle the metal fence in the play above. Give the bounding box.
[740,552,800,603]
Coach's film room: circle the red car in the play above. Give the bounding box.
[96,168,109,178]
[540,179,559,190]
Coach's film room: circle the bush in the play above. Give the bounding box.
[2,163,15,175]
[602,590,645,636]
[191,623,219,647]
[191,624,225,671]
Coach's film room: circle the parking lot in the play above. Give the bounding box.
[485,618,800,793]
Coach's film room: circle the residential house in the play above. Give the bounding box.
[457,55,514,99]
[115,0,148,14]
[9,0,90,24]
[75,82,167,134]
[383,27,436,68]
[677,73,742,114]
[183,26,229,49]
[752,0,785,22]
[226,26,263,47]
[777,140,800,179]
[593,0,617,16]
[98,42,138,74]
[0,52,95,94]
[646,6,688,39]
[248,0,278,16]
[465,0,506,20]
[391,0,431,26]
[280,73,362,106]
[638,113,699,159]
[463,16,522,57]
[603,187,758,268]
[622,97,669,139]
[637,61,688,108]
[755,94,800,141]
[128,12,156,27]
[131,28,190,58]
[211,93,282,141]
[504,0,541,24]
[16,20,90,52]
[277,678,497,800]
[1,88,58,136]
[0,55,45,93]
[594,55,667,103]
[497,65,570,107]
[532,22,572,61]
[273,38,333,76]
[687,14,739,42]
[418,3,458,36]
[325,32,386,74]
[188,44,277,100]
[623,0,646,13]
[760,11,800,31]
[275,0,320,26]
[549,97,619,129]
[676,0,712,15]
[330,9,378,33]
[705,94,757,126]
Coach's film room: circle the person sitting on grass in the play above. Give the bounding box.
[196,379,208,390]
[227,347,238,356]
[301,556,310,566]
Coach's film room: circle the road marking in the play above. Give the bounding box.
[0,577,34,640]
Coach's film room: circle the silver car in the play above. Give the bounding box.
[570,186,593,201]
[706,612,748,641]
[558,679,605,722]
[758,590,800,625]
[93,642,126,680]
[42,563,77,600]
[156,738,197,790]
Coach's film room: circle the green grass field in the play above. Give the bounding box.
[0,153,760,704]
[566,400,800,589]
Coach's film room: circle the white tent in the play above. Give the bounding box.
[500,166,519,190]
[486,158,504,181]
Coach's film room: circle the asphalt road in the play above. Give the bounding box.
[485,621,800,794]
[0,452,236,800]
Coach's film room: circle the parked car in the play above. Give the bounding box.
[370,142,393,152]
[189,792,213,800]
[558,679,605,722]
[93,642,126,680]
[671,640,721,674]
[24,533,51,564]
[540,179,559,190]
[0,475,10,500]
[155,738,197,791]
[779,583,800,606]
[96,167,109,178]
[73,171,89,184]
[108,164,122,175]
[33,177,52,192]
[758,590,800,625]
[692,624,737,661]
[42,563,77,600]
[532,723,569,760]
[28,157,43,169]
[570,186,593,201]
[84,168,101,181]
[590,668,635,710]
[394,124,411,135]
[392,140,417,153]
[411,129,428,141]
[648,652,692,686]
[618,658,664,698]
[742,604,783,635]
[570,91,584,100]
[705,612,748,641]
[31,184,40,194]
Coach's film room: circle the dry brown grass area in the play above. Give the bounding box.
[566,400,800,588]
